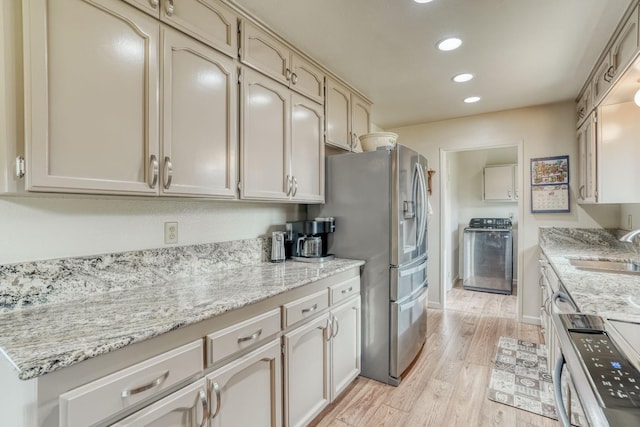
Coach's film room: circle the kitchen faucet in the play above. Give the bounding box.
[620,228,640,243]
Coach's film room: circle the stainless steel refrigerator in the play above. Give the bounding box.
[310,145,428,385]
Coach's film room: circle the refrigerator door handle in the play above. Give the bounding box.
[399,261,427,277]
[399,287,428,312]
[415,164,428,248]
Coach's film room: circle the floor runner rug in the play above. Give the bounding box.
[488,337,559,420]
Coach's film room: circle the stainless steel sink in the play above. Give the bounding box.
[569,258,640,274]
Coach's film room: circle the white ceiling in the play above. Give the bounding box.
[231,0,632,128]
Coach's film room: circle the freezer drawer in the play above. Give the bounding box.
[390,259,427,301]
[390,286,428,380]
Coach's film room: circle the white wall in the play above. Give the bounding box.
[389,101,620,324]
[0,196,304,264]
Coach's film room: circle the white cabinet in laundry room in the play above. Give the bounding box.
[483,164,517,202]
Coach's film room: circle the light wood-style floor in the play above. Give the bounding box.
[310,282,556,427]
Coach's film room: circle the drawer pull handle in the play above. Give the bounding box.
[237,328,262,343]
[341,286,353,294]
[121,370,169,398]
[198,390,209,427]
[210,381,222,420]
[302,303,318,314]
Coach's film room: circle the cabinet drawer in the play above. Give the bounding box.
[329,276,360,305]
[206,308,281,366]
[59,340,204,427]
[282,289,329,328]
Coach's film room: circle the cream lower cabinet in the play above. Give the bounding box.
[241,68,324,202]
[23,0,237,198]
[283,295,361,427]
[283,312,331,427]
[112,379,209,427]
[206,339,282,427]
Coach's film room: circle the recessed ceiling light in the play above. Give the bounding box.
[453,73,473,83]
[437,37,462,52]
[414,0,434,3]
[464,96,481,103]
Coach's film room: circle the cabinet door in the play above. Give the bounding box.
[351,93,371,153]
[576,115,597,203]
[240,20,290,86]
[597,102,640,203]
[161,26,237,198]
[24,0,159,194]
[325,78,352,151]
[290,94,324,203]
[160,0,238,58]
[483,165,515,201]
[112,379,208,427]
[592,56,614,105]
[284,313,331,427]
[610,5,639,81]
[289,54,325,104]
[330,296,361,400]
[207,339,282,427]
[240,68,291,200]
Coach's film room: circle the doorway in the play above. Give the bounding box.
[439,142,524,321]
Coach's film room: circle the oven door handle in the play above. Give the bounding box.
[553,355,572,427]
[552,290,577,312]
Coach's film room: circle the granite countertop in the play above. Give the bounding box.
[0,239,364,380]
[539,227,640,323]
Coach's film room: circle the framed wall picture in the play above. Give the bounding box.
[530,155,570,213]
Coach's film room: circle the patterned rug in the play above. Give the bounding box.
[488,337,558,419]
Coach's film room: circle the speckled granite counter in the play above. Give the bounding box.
[539,227,640,323]
[0,239,364,380]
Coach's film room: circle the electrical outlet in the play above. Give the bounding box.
[164,222,178,244]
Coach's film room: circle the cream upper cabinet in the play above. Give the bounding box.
[290,94,324,202]
[289,54,325,104]
[597,102,640,203]
[124,0,240,58]
[24,0,160,194]
[240,68,324,203]
[161,26,237,198]
[240,20,325,103]
[240,68,290,201]
[326,77,371,152]
[351,93,371,153]
[160,0,239,58]
[576,113,597,204]
[206,339,282,427]
[325,78,351,151]
[483,164,516,202]
[593,5,639,105]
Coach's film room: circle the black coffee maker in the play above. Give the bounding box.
[285,218,335,262]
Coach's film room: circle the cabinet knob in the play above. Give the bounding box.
[291,73,298,85]
[292,176,298,197]
[149,0,159,9]
[578,185,585,200]
[285,68,292,82]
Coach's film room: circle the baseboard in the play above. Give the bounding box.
[521,315,541,326]
[427,300,442,309]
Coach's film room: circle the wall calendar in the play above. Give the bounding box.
[530,155,570,213]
